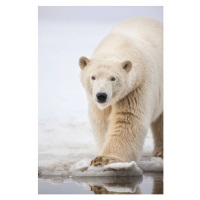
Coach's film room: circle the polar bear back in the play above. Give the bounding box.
[92,17,163,62]
[110,17,163,48]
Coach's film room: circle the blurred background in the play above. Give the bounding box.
[38,6,163,121]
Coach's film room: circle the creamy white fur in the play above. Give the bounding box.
[79,17,163,163]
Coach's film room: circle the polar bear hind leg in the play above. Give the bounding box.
[151,113,163,158]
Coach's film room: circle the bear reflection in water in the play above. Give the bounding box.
[81,176,143,194]
[73,175,163,194]
[39,173,163,194]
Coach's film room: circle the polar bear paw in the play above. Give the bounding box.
[90,186,107,194]
[90,156,122,166]
[152,148,163,158]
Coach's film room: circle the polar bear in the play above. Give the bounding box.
[79,17,163,166]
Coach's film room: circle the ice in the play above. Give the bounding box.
[38,119,163,177]
[139,157,163,172]
[69,159,91,172]
[68,159,142,177]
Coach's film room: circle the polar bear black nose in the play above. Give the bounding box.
[96,93,107,103]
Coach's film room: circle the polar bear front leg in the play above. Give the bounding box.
[90,108,147,166]
[88,101,112,153]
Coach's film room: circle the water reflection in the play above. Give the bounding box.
[73,176,142,194]
[151,174,163,194]
[38,173,163,194]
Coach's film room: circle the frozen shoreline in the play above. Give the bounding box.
[38,120,163,177]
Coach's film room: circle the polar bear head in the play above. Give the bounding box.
[79,56,134,110]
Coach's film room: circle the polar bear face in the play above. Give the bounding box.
[79,57,133,110]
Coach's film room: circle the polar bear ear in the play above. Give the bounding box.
[79,56,90,70]
[122,60,132,73]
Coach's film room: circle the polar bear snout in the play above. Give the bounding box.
[96,93,108,103]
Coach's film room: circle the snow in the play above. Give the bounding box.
[38,7,163,178]
[38,120,163,177]
[69,160,142,176]
[139,157,163,172]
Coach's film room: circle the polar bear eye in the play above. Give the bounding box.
[91,76,96,80]
[111,77,116,81]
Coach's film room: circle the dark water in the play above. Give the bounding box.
[38,172,163,194]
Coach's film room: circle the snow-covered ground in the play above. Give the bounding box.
[38,7,163,178]
[38,119,163,177]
